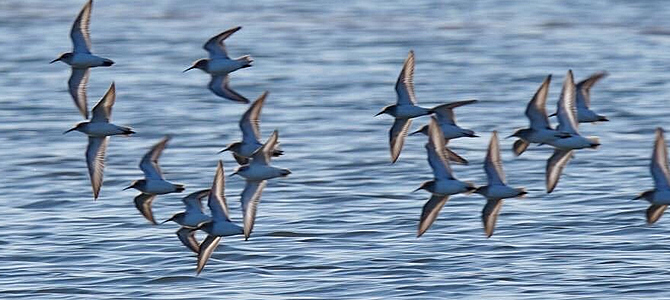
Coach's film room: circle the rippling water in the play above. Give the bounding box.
[2,0,670,298]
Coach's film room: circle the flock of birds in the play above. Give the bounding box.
[47,0,670,274]
[375,51,670,237]
[52,0,289,274]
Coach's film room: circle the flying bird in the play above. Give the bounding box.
[184,26,253,103]
[124,136,185,224]
[195,161,244,275]
[508,75,572,156]
[473,131,526,238]
[634,128,670,224]
[51,0,114,119]
[162,189,211,253]
[63,82,134,200]
[414,117,476,237]
[545,70,600,193]
[376,51,455,163]
[219,91,283,165]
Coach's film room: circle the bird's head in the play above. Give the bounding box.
[50,52,73,64]
[183,59,208,72]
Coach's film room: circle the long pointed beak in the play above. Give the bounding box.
[505,134,515,139]
[412,187,422,193]
[63,127,76,134]
[122,185,133,190]
[49,58,61,64]
[218,147,230,154]
[229,172,238,177]
[374,111,384,117]
[161,218,173,224]
[183,66,196,73]
[409,129,422,136]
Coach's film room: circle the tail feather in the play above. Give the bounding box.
[588,137,600,149]
[174,184,186,192]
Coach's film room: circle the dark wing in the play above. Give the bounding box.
[556,70,579,134]
[134,193,158,224]
[196,235,222,275]
[176,227,200,254]
[90,82,115,123]
[139,136,170,180]
[86,136,108,200]
[417,194,449,238]
[239,92,267,143]
[576,71,607,108]
[484,131,505,185]
[426,117,454,180]
[651,128,670,190]
[482,199,504,238]
[389,118,412,163]
[240,180,267,241]
[250,130,278,166]
[208,75,249,103]
[647,204,668,225]
[431,99,478,125]
[546,149,573,193]
[68,68,90,119]
[208,161,230,221]
[182,189,210,213]
[70,0,92,53]
[203,26,241,58]
[512,139,530,157]
[395,50,417,105]
[525,75,552,129]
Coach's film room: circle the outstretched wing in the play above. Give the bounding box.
[208,75,249,103]
[389,118,412,163]
[482,199,504,238]
[208,161,231,221]
[240,180,267,241]
[239,92,267,143]
[546,149,573,193]
[417,194,449,238]
[196,235,222,275]
[176,227,200,254]
[203,26,242,58]
[431,99,478,125]
[525,75,552,129]
[426,117,454,180]
[90,82,115,123]
[651,128,670,190]
[139,136,170,179]
[70,0,92,53]
[134,193,157,224]
[556,70,579,134]
[86,136,108,200]
[484,131,505,185]
[68,68,90,119]
[395,50,417,105]
[250,130,278,166]
[576,71,607,108]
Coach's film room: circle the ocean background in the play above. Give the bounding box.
[2,0,670,298]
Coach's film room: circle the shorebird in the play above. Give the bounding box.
[415,117,476,237]
[376,51,450,163]
[196,161,244,274]
[63,82,134,200]
[545,70,600,193]
[51,0,114,119]
[230,130,291,181]
[219,91,283,165]
[184,26,252,103]
[162,189,211,253]
[230,130,289,240]
[634,128,670,224]
[474,131,526,238]
[508,75,572,156]
[550,72,609,123]
[125,136,185,224]
[410,99,478,140]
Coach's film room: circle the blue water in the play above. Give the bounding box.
[2,0,670,298]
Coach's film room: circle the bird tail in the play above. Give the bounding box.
[588,137,600,149]
[239,55,253,68]
[174,184,186,192]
